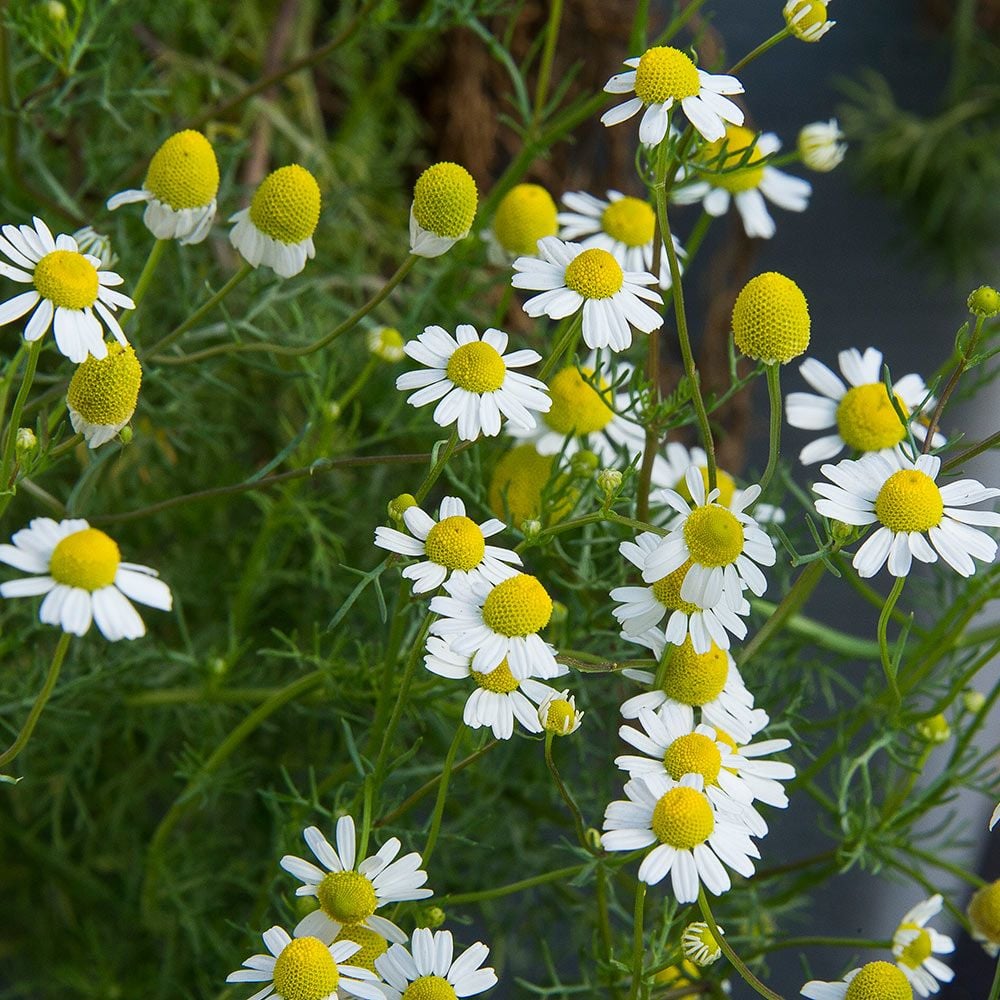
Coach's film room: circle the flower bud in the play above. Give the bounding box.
[570,449,600,476]
[538,690,584,735]
[367,326,406,363]
[968,285,1000,318]
[916,713,950,744]
[963,689,986,714]
[597,468,623,499]
[417,905,446,929]
[388,493,417,524]
[969,879,1000,957]
[15,427,37,460]
[549,600,568,626]
[783,0,835,42]
[681,921,723,966]
[798,120,846,172]
[521,518,541,540]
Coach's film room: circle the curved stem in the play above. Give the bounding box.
[989,955,1000,1000]
[537,312,583,382]
[444,863,585,905]
[532,0,563,118]
[414,429,459,504]
[544,732,594,853]
[128,238,168,314]
[629,880,646,1000]
[878,576,906,717]
[727,28,791,75]
[422,725,464,865]
[0,339,42,494]
[756,363,782,498]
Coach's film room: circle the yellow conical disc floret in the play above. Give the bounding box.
[836,383,908,451]
[650,786,714,849]
[602,197,655,248]
[493,184,558,255]
[633,46,700,105]
[732,271,810,364]
[663,733,722,784]
[660,639,729,705]
[272,936,340,1000]
[544,366,614,435]
[969,879,1000,951]
[488,445,576,526]
[650,560,699,614]
[49,528,121,591]
[424,516,486,571]
[698,125,766,193]
[402,975,459,1000]
[413,163,478,239]
[249,165,322,245]
[564,248,623,299]
[67,343,142,427]
[844,962,912,1000]
[683,505,745,567]
[874,469,944,534]
[144,130,219,210]
[33,250,99,310]
[481,574,553,636]
[333,924,387,972]
[784,0,831,41]
[896,925,933,969]
[472,657,520,694]
[316,869,377,924]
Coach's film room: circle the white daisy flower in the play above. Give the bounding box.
[0,517,171,641]
[798,119,847,172]
[784,0,836,43]
[512,236,663,353]
[602,771,760,901]
[375,927,498,1000]
[673,128,811,240]
[813,451,1000,578]
[66,342,142,448]
[601,45,744,145]
[280,815,432,946]
[226,925,383,1000]
[802,961,913,1000]
[537,689,584,736]
[892,895,955,997]
[786,347,944,464]
[396,324,550,441]
[409,162,478,258]
[0,217,134,363]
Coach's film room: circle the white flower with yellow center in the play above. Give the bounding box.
[0,217,134,362]
[483,183,558,262]
[799,119,847,172]
[602,771,759,901]
[230,164,321,278]
[280,816,432,946]
[424,636,564,740]
[813,451,1000,578]
[0,517,171,640]
[375,928,497,1000]
[396,324,550,441]
[681,922,723,967]
[429,572,559,679]
[367,326,406,363]
[891,895,955,997]
[107,130,219,244]
[969,879,1000,956]
[801,961,913,1000]
[556,190,684,289]
[784,0,836,43]
[787,347,943,464]
[538,689,584,736]
[512,237,663,353]
[602,46,744,145]
[66,342,141,448]
[410,162,478,258]
[226,925,383,1000]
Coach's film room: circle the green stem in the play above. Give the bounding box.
[746,936,891,959]
[943,428,1000,472]
[878,577,906,716]
[0,339,42,493]
[727,28,791,75]
[334,357,379,414]
[629,880,646,1000]
[444,863,585,905]
[922,314,985,454]
[532,0,563,118]
[414,429,459,504]
[757,363,782,498]
[904,844,987,888]
[128,238,168,314]
[747,598,881,658]
[537,312,583,382]
[544,732,593,853]
[989,955,1000,1000]
[422,725,464,864]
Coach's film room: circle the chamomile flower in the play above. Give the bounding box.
[107,130,219,244]
[484,183,558,262]
[813,451,1000,578]
[784,0,836,42]
[0,518,171,640]
[673,127,811,240]
[601,46,744,145]
[428,572,560,680]
[799,119,847,172]
[488,443,578,527]
[280,816,432,945]
[538,689,584,735]
[375,927,498,1000]
[602,771,759,901]
[230,164,321,278]
[891,895,955,996]
[367,327,406,363]
[969,879,1000,956]
[396,324,550,441]
[786,347,943,464]
[732,271,811,365]
[801,961,913,1000]
[66,342,141,447]
[226,925,383,1000]
[410,162,478,258]
[682,922,723,966]
[0,217,134,362]
[512,237,663,353]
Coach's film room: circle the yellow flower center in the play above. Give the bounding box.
[333,924,387,973]
[144,129,219,210]
[650,786,714,849]
[676,467,737,509]
[413,162,478,239]
[844,961,912,1000]
[544,698,577,733]
[368,326,405,363]
[683,506,744,567]
[66,343,142,426]
[633,46,701,105]
[874,470,944,534]
[488,445,576,526]
[49,528,120,591]
[786,0,830,38]
[835,384,908,451]
[896,924,933,969]
[650,559,700,614]
[732,272,811,364]
[969,880,1000,946]
[481,573,553,637]
[544,366,614,435]
[601,197,655,248]
[660,639,729,706]
[272,936,340,1000]
[445,341,507,393]
[698,125,766,193]
[653,960,700,988]
[33,250,99,310]
[663,732,722,784]
[316,870,377,924]
[249,164,321,245]
[493,183,558,255]
[402,975,459,1000]
[472,657,520,694]
[713,727,738,753]
[423,515,486,571]
[563,248,624,300]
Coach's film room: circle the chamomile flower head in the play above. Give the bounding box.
[485,183,558,260]
[0,517,171,640]
[968,879,1000,956]
[601,47,745,145]
[409,162,478,258]
[396,324,550,441]
[891,895,955,996]
[602,771,759,901]
[538,689,584,735]
[673,127,811,240]
[375,927,498,1000]
[557,190,684,289]
[107,129,219,244]
[682,922,723,966]
[367,327,406,363]
[226,925,383,1000]
[801,961,913,1000]
[0,217,134,362]
[487,444,578,527]
[72,226,116,268]
[813,450,1000,578]
[512,237,663,353]
[280,816,432,946]
[66,342,142,448]
[787,347,943,464]
[784,0,836,42]
[799,119,847,172]
[230,164,321,278]
[732,271,810,364]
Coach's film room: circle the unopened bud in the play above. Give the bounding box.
[596,468,623,499]
[968,285,1000,318]
[521,518,541,539]
[916,713,950,744]
[963,689,986,714]
[15,427,37,459]
[45,0,67,23]
[118,425,133,445]
[570,449,599,476]
[418,905,446,929]
[388,493,417,524]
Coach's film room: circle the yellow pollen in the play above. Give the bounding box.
[472,657,520,694]
[423,515,486,571]
[488,445,576,526]
[333,924,387,973]
[272,936,340,1000]
[316,870,377,924]
[249,164,321,245]
[482,574,553,637]
[633,46,700,105]
[698,125,766,193]
[677,467,737,508]
[601,197,655,248]
[786,0,829,38]
[732,272,811,364]
[413,162,478,239]
[66,343,142,426]
[650,559,700,614]
[563,248,623,299]
[844,962,912,1000]
[544,366,614,435]
[445,341,507,393]
[660,639,729,706]
[836,384,908,451]
[49,528,120,591]
[663,732,722,784]
[402,975,459,1000]
[713,728,739,753]
[969,880,1000,947]
[874,470,944,534]
[493,183,558,255]
[144,130,219,210]
[33,250,99,310]
[896,924,932,969]
[683,506,744,567]
[650,786,714,849]
[544,698,576,732]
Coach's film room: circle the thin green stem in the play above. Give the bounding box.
[444,864,585,905]
[922,314,986,454]
[129,238,168,314]
[532,0,563,118]
[537,312,583,382]
[905,844,987,888]
[747,598,881,658]
[414,429,459,504]
[544,732,594,853]
[629,880,646,1000]
[943,428,1000,472]
[989,956,1000,1000]
[422,725,464,865]
[0,339,42,494]
[878,577,906,717]
[335,357,379,414]
[757,363,782,498]
[727,28,791,75]
[746,936,891,959]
